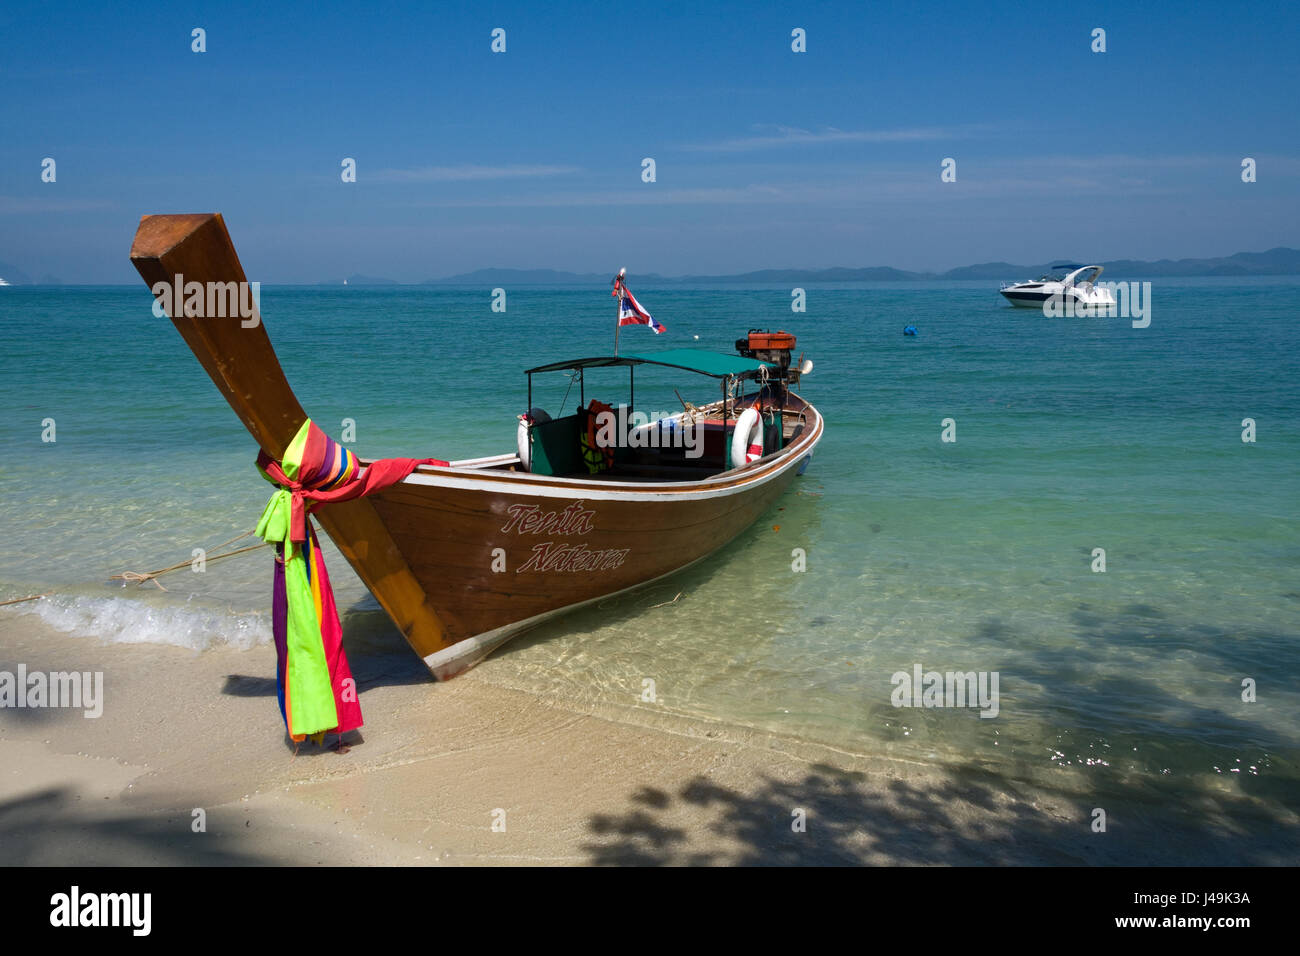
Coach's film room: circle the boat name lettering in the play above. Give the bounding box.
[501,501,596,536]
[517,542,629,573]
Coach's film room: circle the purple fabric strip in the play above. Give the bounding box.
[272,544,289,727]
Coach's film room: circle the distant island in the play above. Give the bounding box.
[0,261,33,285]
[0,261,61,286]
[315,247,1300,286]
[3,250,1298,288]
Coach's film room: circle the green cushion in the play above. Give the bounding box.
[530,413,583,476]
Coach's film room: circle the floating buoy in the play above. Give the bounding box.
[903,325,918,336]
[516,418,531,470]
[516,408,551,471]
[730,407,764,468]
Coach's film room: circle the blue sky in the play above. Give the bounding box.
[1,0,1296,282]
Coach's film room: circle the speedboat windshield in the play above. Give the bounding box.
[1037,264,1081,281]
[1064,265,1103,286]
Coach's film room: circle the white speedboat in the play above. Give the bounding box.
[999,264,1115,309]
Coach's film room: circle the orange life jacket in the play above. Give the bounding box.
[580,400,616,473]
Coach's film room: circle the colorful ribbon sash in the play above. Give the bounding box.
[254,419,446,742]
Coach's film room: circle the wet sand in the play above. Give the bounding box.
[1,610,1295,866]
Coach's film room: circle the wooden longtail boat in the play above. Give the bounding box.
[130,214,824,678]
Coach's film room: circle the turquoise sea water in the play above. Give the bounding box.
[2,281,1298,812]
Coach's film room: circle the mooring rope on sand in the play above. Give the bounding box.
[0,530,270,608]
[110,529,269,591]
[0,593,49,607]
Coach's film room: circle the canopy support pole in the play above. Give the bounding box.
[723,375,731,464]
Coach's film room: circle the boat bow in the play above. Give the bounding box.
[130,213,457,663]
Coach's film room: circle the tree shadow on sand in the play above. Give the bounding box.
[582,761,1300,866]
[0,787,278,866]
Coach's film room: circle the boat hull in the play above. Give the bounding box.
[1000,289,1056,307]
[1001,288,1118,309]
[364,405,822,677]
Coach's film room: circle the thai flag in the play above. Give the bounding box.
[614,281,665,334]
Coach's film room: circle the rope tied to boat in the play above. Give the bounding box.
[0,592,50,608]
[2,531,269,611]
[111,530,268,590]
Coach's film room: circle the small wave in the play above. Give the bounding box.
[7,593,271,651]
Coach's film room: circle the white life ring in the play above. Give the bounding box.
[730,407,764,469]
[517,417,531,471]
[516,408,551,472]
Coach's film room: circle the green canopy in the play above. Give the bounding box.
[526,349,774,379]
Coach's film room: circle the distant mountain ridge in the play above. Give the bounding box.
[944,248,1300,280]
[3,249,1298,287]
[415,247,1300,285]
[0,261,33,285]
[422,268,631,286]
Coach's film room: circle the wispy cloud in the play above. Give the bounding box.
[409,185,795,208]
[682,124,973,152]
[369,164,582,183]
[376,150,1297,213]
[998,153,1300,176]
[405,160,1238,210]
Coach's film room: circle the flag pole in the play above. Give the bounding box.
[612,266,626,356]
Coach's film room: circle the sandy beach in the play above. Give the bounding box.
[3,608,1295,867]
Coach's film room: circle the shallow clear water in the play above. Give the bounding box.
[2,280,1297,795]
